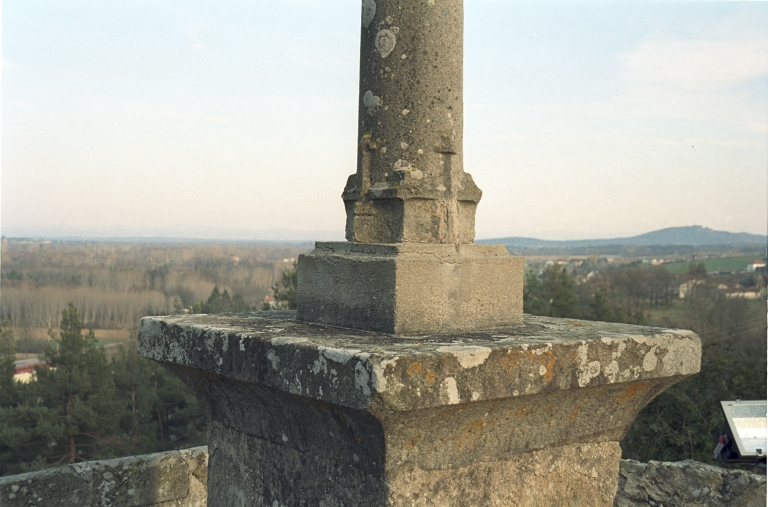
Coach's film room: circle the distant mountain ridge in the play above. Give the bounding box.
[479,226,767,248]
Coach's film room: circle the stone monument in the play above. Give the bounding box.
[139,1,702,505]
[296,0,523,334]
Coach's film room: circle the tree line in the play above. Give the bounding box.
[0,241,309,330]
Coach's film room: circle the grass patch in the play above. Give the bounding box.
[645,301,688,327]
[664,256,764,274]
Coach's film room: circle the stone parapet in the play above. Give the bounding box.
[138,311,701,506]
[0,446,207,507]
[3,448,764,507]
[615,459,766,507]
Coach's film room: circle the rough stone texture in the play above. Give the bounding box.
[3,446,764,507]
[345,0,480,244]
[385,442,621,507]
[296,242,523,333]
[0,447,207,507]
[207,423,620,507]
[615,459,766,507]
[138,311,701,506]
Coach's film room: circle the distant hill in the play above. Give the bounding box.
[479,226,767,248]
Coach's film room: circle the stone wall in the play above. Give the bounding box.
[615,459,766,507]
[1,447,764,506]
[0,447,207,507]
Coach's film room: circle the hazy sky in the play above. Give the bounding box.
[2,1,767,241]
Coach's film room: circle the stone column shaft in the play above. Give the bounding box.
[343,0,481,244]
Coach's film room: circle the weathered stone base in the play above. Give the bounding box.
[387,442,621,507]
[139,312,701,507]
[208,420,619,507]
[296,242,523,334]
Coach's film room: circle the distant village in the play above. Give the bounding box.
[531,256,767,301]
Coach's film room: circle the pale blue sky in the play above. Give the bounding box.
[2,1,767,240]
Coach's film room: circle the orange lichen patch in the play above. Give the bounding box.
[502,348,557,382]
[617,381,649,405]
[532,349,556,382]
[406,361,436,383]
[568,406,582,423]
[502,350,522,372]
[406,362,423,376]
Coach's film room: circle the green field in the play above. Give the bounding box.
[664,256,764,274]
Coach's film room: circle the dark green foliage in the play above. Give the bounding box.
[0,322,18,407]
[688,262,708,279]
[588,292,616,322]
[0,303,122,474]
[0,304,206,476]
[112,339,205,455]
[194,286,251,314]
[0,403,60,474]
[523,265,580,318]
[269,261,298,310]
[112,341,159,453]
[2,270,23,281]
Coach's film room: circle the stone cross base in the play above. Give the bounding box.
[296,242,523,334]
[139,312,700,507]
[207,423,619,506]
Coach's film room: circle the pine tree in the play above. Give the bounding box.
[7,303,124,469]
[111,335,206,454]
[271,261,298,310]
[199,286,251,314]
[112,338,161,454]
[587,291,616,322]
[524,266,581,318]
[0,321,17,407]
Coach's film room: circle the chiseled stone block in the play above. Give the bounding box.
[0,446,207,507]
[296,242,524,334]
[139,312,701,507]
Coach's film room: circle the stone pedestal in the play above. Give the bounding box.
[296,0,526,333]
[296,242,523,334]
[139,312,701,507]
